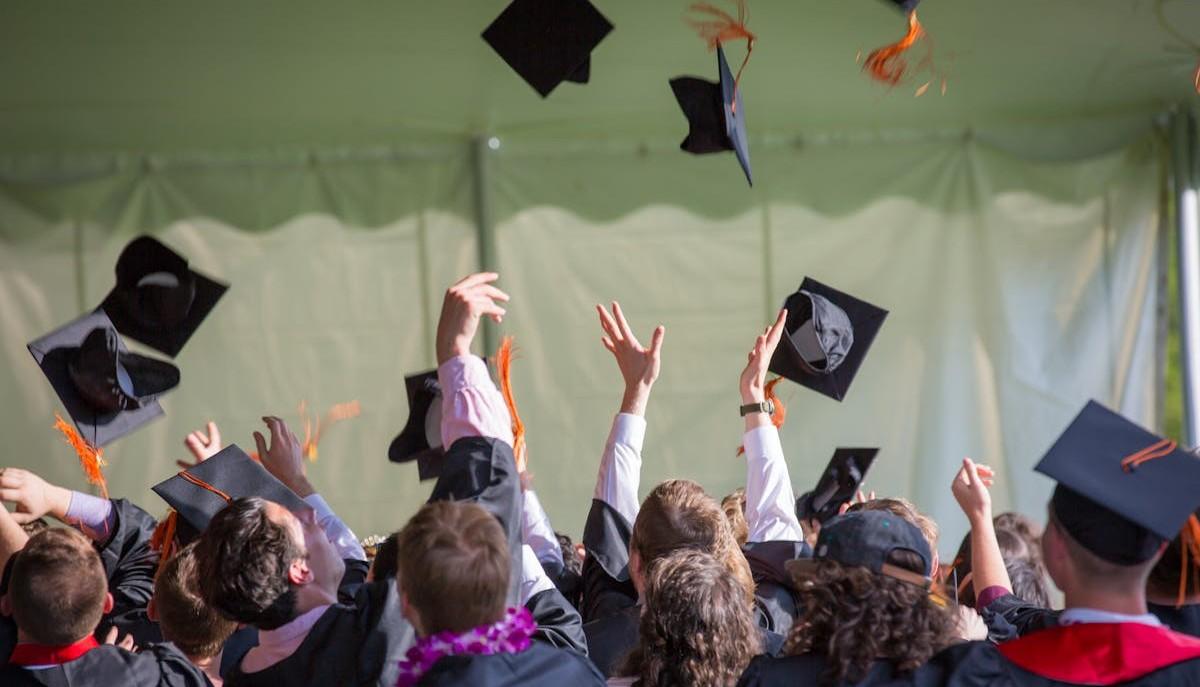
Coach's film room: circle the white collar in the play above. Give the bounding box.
[1059,607,1162,627]
[256,605,332,648]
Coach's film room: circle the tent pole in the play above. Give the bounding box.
[471,135,499,357]
[1172,109,1200,446]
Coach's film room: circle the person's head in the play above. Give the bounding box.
[367,532,400,583]
[621,549,760,687]
[629,479,753,599]
[994,511,1042,553]
[1,528,112,645]
[151,542,237,660]
[195,497,343,630]
[949,521,1050,607]
[19,518,49,537]
[1006,557,1053,609]
[722,488,749,548]
[849,497,940,572]
[557,532,583,577]
[396,500,509,636]
[1041,495,1164,600]
[1146,517,1200,604]
[786,511,957,685]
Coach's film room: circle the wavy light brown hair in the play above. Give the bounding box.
[621,549,761,687]
[722,488,749,548]
[631,479,754,601]
[785,551,958,686]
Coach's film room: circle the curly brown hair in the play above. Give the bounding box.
[785,550,958,686]
[722,488,749,548]
[621,549,761,687]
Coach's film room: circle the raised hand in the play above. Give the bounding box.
[104,626,137,652]
[951,458,995,525]
[436,273,510,365]
[254,417,315,498]
[597,302,665,417]
[739,309,788,405]
[177,421,223,469]
[0,468,71,525]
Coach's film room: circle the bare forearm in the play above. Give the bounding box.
[968,515,1012,595]
[0,508,29,571]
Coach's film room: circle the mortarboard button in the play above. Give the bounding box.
[152,444,310,536]
[795,448,879,524]
[1036,401,1200,565]
[482,0,614,98]
[388,370,446,481]
[99,235,229,357]
[769,277,888,402]
[28,310,177,447]
[670,45,752,186]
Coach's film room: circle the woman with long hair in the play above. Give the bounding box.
[612,549,761,687]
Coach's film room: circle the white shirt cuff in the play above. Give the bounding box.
[520,545,555,605]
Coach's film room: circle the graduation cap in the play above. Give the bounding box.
[1037,400,1200,565]
[787,510,933,589]
[388,370,446,481]
[152,444,310,537]
[28,310,179,448]
[863,0,929,86]
[886,0,921,12]
[481,0,614,98]
[99,235,228,357]
[795,448,879,524]
[768,278,888,402]
[670,45,753,186]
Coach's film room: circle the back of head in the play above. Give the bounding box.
[397,500,509,635]
[1006,557,1052,608]
[994,511,1042,550]
[787,545,956,684]
[194,497,302,630]
[155,542,237,659]
[850,498,939,552]
[11,528,107,645]
[722,488,749,548]
[1045,508,1157,597]
[625,549,760,687]
[369,532,400,582]
[632,480,754,598]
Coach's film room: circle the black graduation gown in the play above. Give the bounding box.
[737,653,916,687]
[416,641,604,687]
[922,623,1200,687]
[983,593,1200,640]
[0,643,210,687]
[1149,603,1200,638]
[743,540,809,637]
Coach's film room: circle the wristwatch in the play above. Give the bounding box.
[739,400,776,417]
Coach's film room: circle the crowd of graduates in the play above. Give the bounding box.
[2,265,1200,687]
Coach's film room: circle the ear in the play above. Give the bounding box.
[102,592,114,615]
[629,550,645,597]
[287,557,314,586]
[147,596,158,623]
[400,590,423,636]
[0,593,10,617]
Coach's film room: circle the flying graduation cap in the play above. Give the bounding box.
[863,0,929,86]
[1036,401,1200,566]
[795,448,879,524]
[671,1,756,186]
[388,370,446,481]
[99,235,228,358]
[28,310,179,448]
[482,0,614,98]
[768,278,888,402]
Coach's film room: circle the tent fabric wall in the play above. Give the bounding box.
[0,131,1166,555]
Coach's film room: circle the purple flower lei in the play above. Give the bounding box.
[395,607,536,687]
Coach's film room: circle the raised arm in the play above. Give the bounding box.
[739,310,803,543]
[951,458,1011,605]
[0,498,28,576]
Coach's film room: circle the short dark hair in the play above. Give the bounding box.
[194,497,303,630]
[369,532,400,582]
[155,542,237,659]
[397,501,509,634]
[10,528,107,645]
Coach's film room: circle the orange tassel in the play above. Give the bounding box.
[864,10,925,86]
[1179,514,1200,607]
[150,510,179,568]
[299,400,361,461]
[52,414,108,499]
[1120,438,1178,472]
[736,377,787,456]
[496,336,527,472]
[686,1,756,106]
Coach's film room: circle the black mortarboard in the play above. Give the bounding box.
[1037,400,1200,565]
[481,0,614,98]
[670,45,752,186]
[28,310,179,446]
[887,0,921,13]
[152,444,310,535]
[795,447,879,524]
[388,370,445,481]
[768,278,888,402]
[99,235,228,357]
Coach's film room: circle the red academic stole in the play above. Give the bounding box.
[9,636,100,666]
[999,623,1200,685]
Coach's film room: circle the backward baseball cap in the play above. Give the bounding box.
[786,510,933,589]
[792,289,855,374]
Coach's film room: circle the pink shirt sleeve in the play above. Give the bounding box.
[437,355,514,449]
[976,585,1011,610]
